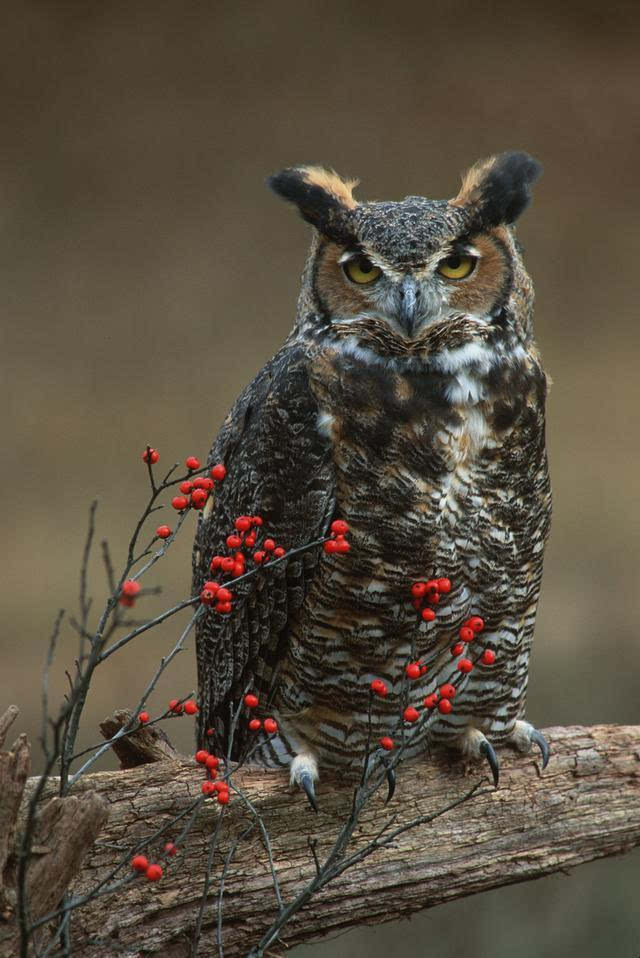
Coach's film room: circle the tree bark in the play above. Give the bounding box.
[3,723,640,957]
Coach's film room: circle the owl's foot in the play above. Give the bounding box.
[507,720,550,769]
[290,753,319,812]
[460,727,500,787]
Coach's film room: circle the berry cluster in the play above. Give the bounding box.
[200,514,289,615]
[368,579,499,750]
[322,519,351,554]
[171,460,227,512]
[410,576,451,623]
[195,749,230,804]
[243,692,278,735]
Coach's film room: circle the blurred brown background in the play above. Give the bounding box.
[1,1,639,955]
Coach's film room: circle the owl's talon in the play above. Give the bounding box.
[479,739,500,787]
[385,767,396,803]
[530,728,550,769]
[299,771,318,812]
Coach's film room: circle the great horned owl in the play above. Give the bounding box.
[193,152,551,806]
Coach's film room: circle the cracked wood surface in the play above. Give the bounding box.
[6,724,640,957]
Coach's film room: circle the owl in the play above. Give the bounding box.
[193,152,551,808]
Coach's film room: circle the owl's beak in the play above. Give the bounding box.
[397,277,419,337]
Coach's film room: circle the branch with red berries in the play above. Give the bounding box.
[3,445,640,958]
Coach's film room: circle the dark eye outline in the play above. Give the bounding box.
[342,255,382,285]
[436,253,477,280]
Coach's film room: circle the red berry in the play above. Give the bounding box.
[206,728,215,737]
[142,448,159,464]
[451,642,465,656]
[481,649,496,665]
[226,534,242,549]
[145,864,163,882]
[234,516,252,532]
[210,556,223,570]
[334,536,351,553]
[248,718,262,732]
[379,737,394,751]
[215,601,232,614]
[440,683,456,699]
[205,755,220,769]
[200,589,216,606]
[370,679,388,698]
[191,489,208,509]
[263,538,276,551]
[202,781,216,796]
[212,780,227,793]
[438,698,453,714]
[403,706,420,723]
[252,516,263,526]
[467,616,485,633]
[263,717,278,734]
[457,658,473,673]
[253,550,265,563]
[428,591,441,604]
[421,607,436,622]
[210,464,226,481]
[217,790,230,805]
[405,663,421,680]
[183,700,198,715]
[195,750,209,764]
[138,711,150,723]
[156,525,171,539]
[202,580,220,594]
[221,557,235,572]
[216,587,232,602]
[424,693,438,709]
[180,480,193,494]
[171,495,189,511]
[131,854,149,873]
[185,456,201,470]
[164,842,178,856]
[420,665,428,675]
[323,539,339,554]
[426,579,439,593]
[244,694,259,708]
[192,477,209,490]
[437,578,451,593]
[245,534,256,547]
[330,519,349,535]
[459,626,475,642]
[411,582,427,598]
[168,699,183,714]
[273,546,286,558]
[121,579,141,598]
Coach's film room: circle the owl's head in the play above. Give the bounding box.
[269,152,541,359]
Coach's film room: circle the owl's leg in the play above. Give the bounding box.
[460,727,500,787]
[290,753,319,812]
[506,720,550,768]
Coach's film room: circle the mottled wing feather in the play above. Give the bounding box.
[193,344,335,755]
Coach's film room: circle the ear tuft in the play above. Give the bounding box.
[452,151,542,228]
[268,166,358,244]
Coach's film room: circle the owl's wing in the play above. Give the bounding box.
[193,343,335,755]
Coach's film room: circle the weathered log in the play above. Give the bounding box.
[4,723,639,957]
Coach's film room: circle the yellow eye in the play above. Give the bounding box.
[344,256,382,285]
[437,254,476,280]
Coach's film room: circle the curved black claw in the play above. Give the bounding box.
[479,739,500,787]
[530,729,550,769]
[385,767,396,804]
[299,771,318,813]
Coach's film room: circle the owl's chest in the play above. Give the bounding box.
[312,355,494,507]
